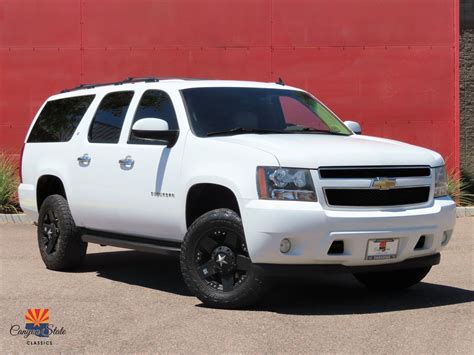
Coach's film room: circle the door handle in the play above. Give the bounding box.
[118,155,134,168]
[77,153,91,165]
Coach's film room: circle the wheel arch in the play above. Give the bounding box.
[185,182,242,228]
[36,174,67,210]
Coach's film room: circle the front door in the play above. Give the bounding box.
[70,88,183,240]
[104,89,184,238]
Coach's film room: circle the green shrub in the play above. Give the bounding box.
[0,152,20,213]
[448,173,474,207]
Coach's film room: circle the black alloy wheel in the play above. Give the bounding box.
[40,208,60,254]
[180,208,265,309]
[195,227,253,293]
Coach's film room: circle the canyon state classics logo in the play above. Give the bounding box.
[25,308,49,337]
[10,308,66,345]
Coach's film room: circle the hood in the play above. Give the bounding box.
[212,134,444,168]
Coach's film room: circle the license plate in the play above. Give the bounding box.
[366,239,399,260]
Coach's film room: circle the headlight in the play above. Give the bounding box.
[434,166,448,197]
[257,166,317,201]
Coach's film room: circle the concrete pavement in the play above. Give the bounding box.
[1,218,473,353]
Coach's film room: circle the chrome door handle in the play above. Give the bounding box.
[118,155,134,168]
[77,153,91,164]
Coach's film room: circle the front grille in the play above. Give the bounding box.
[325,187,430,207]
[319,166,431,179]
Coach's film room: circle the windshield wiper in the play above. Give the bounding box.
[206,127,286,137]
[286,127,350,136]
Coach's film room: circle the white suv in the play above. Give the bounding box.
[19,77,456,308]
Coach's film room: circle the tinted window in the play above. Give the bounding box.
[181,88,351,137]
[279,96,328,131]
[28,95,95,143]
[129,90,178,144]
[89,91,134,143]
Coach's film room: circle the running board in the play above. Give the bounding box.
[80,228,181,257]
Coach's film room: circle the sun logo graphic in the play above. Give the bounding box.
[24,308,49,337]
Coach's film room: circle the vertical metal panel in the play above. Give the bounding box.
[0,0,81,47]
[81,0,271,47]
[81,48,272,82]
[0,0,459,171]
[272,0,454,47]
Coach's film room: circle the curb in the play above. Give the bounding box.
[455,206,474,218]
[0,213,34,225]
[1,208,473,225]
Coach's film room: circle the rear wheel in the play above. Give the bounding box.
[37,194,87,270]
[180,208,265,309]
[353,267,431,290]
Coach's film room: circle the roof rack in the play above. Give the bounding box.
[60,76,207,93]
[60,77,160,93]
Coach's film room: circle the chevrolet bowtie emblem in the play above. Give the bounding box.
[371,177,396,190]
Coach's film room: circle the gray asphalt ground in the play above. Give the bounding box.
[1,219,473,353]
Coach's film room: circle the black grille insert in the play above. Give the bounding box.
[325,187,430,207]
[319,167,431,179]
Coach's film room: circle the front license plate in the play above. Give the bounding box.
[366,239,399,260]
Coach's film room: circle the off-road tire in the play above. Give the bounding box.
[37,194,87,270]
[180,208,265,309]
[353,266,431,290]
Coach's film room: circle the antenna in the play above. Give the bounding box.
[276,77,285,86]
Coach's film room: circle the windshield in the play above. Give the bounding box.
[181,87,352,137]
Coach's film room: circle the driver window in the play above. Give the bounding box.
[128,90,178,144]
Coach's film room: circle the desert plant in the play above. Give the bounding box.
[0,152,20,213]
[448,173,474,206]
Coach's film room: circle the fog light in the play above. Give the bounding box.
[442,230,453,246]
[280,238,291,253]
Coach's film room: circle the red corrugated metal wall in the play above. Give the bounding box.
[0,0,460,170]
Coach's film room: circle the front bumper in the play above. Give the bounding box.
[241,196,455,266]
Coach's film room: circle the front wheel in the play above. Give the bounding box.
[353,266,432,290]
[180,208,265,309]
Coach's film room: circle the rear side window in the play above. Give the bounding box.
[88,91,134,144]
[27,95,95,143]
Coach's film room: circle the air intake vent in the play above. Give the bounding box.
[328,240,344,254]
[415,236,426,250]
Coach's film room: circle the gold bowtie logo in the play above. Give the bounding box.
[371,177,396,190]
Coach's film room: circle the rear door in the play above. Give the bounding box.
[69,90,136,231]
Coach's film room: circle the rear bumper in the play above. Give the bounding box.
[256,253,440,277]
[18,183,38,221]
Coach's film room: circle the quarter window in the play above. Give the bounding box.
[89,91,134,144]
[27,95,95,143]
[129,90,178,144]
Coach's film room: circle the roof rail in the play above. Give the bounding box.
[60,76,211,93]
[60,76,160,93]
